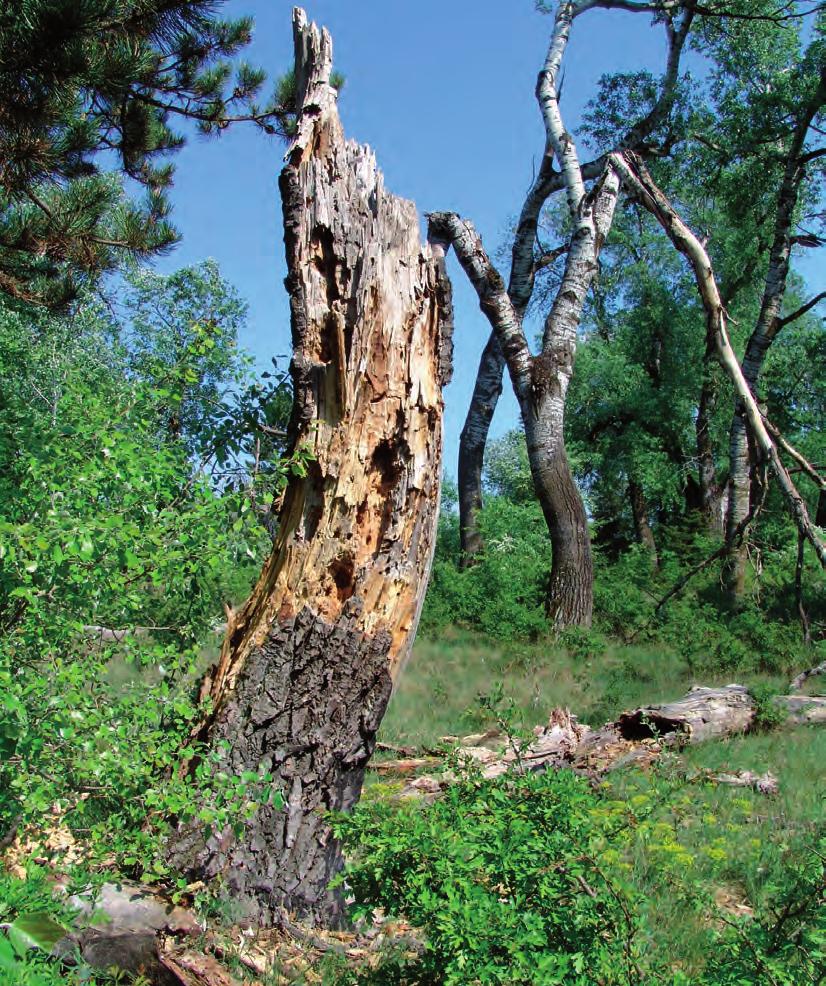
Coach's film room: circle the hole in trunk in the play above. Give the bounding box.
[371,439,401,495]
[329,553,355,603]
[616,711,684,741]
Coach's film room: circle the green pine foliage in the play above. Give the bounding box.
[0,0,297,305]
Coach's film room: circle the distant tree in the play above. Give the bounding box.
[586,2,826,597]
[119,261,249,453]
[0,0,296,306]
[442,0,824,622]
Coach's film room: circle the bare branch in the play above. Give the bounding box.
[81,624,176,642]
[762,415,826,490]
[689,1,825,24]
[534,244,569,271]
[536,4,588,215]
[790,659,826,692]
[777,291,826,329]
[427,212,533,401]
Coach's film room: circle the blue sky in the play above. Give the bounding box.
[154,1,818,476]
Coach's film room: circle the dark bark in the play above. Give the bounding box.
[696,369,726,534]
[628,478,658,565]
[167,9,452,926]
[458,333,504,564]
[532,434,594,626]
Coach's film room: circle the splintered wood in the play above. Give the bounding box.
[169,8,452,924]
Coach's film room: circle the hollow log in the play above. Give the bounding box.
[167,8,452,926]
[613,685,756,743]
[392,685,825,796]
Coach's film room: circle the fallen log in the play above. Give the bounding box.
[391,684,825,797]
[613,685,755,743]
[774,694,826,724]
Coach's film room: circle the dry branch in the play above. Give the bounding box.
[789,660,826,692]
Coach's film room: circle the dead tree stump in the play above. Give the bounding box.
[168,8,452,926]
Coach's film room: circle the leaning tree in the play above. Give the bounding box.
[168,10,453,925]
[430,0,694,627]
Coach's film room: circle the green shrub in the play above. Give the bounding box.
[747,682,787,733]
[694,830,826,985]
[421,497,549,640]
[334,770,653,985]
[0,870,82,985]
[335,768,825,986]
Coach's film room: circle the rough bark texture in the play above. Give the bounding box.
[430,164,618,627]
[457,332,504,563]
[167,9,452,926]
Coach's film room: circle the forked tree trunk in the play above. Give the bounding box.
[167,9,452,926]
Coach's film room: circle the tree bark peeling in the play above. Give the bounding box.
[169,8,452,926]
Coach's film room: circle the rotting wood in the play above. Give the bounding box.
[167,7,452,927]
[774,694,826,725]
[388,685,825,798]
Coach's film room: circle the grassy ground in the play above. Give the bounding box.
[375,628,825,978]
[4,628,821,983]
[380,627,793,746]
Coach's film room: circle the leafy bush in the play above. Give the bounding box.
[334,770,652,985]
[335,767,825,985]
[0,272,296,877]
[694,831,826,986]
[0,871,79,986]
[422,484,819,679]
[421,496,549,639]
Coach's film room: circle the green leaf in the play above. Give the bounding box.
[0,934,17,970]
[8,913,67,953]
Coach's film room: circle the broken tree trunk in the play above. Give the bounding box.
[167,8,452,927]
